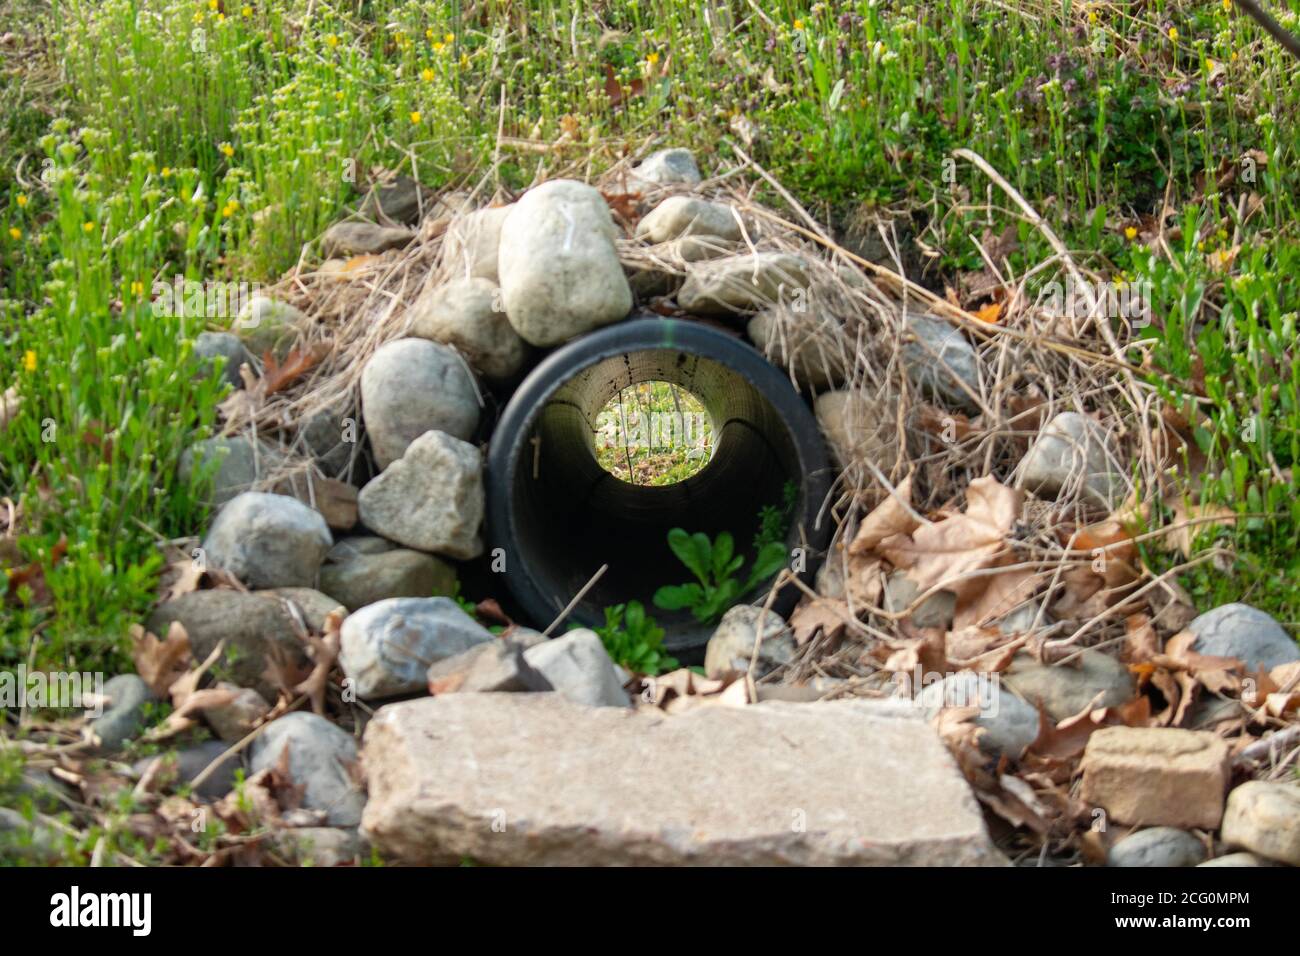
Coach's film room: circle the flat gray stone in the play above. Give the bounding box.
[1017,411,1125,510]
[523,629,630,707]
[678,252,808,316]
[133,740,244,801]
[1002,650,1135,721]
[320,221,414,258]
[703,605,796,680]
[1186,603,1299,673]
[202,682,271,742]
[427,640,553,694]
[201,491,332,589]
[884,571,956,631]
[194,331,250,388]
[901,312,982,414]
[235,295,309,361]
[271,826,366,866]
[320,547,457,612]
[1107,827,1206,867]
[407,277,526,383]
[917,671,1040,759]
[360,694,1005,865]
[748,309,847,390]
[357,430,485,559]
[358,174,434,225]
[635,196,741,244]
[179,436,281,508]
[339,596,495,699]
[630,147,702,187]
[251,712,364,827]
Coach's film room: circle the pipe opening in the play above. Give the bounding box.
[488,319,831,658]
[593,381,715,486]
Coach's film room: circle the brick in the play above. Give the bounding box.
[1080,727,1230,829]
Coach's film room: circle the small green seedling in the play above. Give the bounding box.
[653,528,787,625]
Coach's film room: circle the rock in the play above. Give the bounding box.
[338,596,495,699]
[1189,695,1242,729]
[1198,851,1277,867]
[194,331,250,387]
[442,205,511,283]
[89,674,152,751]
[0,807,66,864]
[407,277,526,382]
[1185,603,1299,673]
[250,712,364,828]
[1107,827,1206,867]
[901,312,982,414]
[1002,650,1135,721]
[427,640,553,694]
[146,590,312,700]
[179,436,280,508]
[358,174,434,225]
[523,629,630,707]
[884,571,957,630]
[320,547,457,612]
[271,827,366,866]
[755,677,847,702]
[1017,411,1125,510]
[269,587,346,633]
[814,389,901,474]
[678,252,808,316]
[282,475,357,532]
[703,605,796,679]
[234,295,309,360]
[815,553,847,600]
[359,337,480,469]
[201,491,332,589]
[299,399,361,477]
[203,683,271,742]
[357,430,485,559]
[15,769,76,813]
[748,310,847,390]
[500,625,547,650]
[320,221,414,258]
[916,671,1040,759]
[326,535,396,561]
[498,179,632,347]
[1220,781,1300,865]
[133,740,243,801]
[998,601,1050,636]
[1079,727,1231,829]
[630,147,702,187]
[635,196,741,244]
[361,694,1004,865]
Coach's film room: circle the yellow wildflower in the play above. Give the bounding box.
[219,142,235,157]
[16,194,27,207]
[82,221,95,233]
[793,19,804,30]
[24,351,36,372]
[646,51,660,67]
[242,5,253,16]
[409,111,422,124]
[161,167,172,178]
[432,41,445,54]
[1223,0,1231,10]
[8,227,20,240]
[1124,226,1138,241]
[208,0,217,10]
[1168,26,1178,41]
[130,280,145,296]
[325,33,339,48]
[444,33,455,44]
[421,67,434,82]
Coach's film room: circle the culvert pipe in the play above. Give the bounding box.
[487,317,833,661]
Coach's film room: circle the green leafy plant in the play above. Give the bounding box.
[653,528,787,625]
[589,601,677,675]
[754,480,798,552]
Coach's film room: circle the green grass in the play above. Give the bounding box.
[594,380,713,485]
[1,0,1299,670]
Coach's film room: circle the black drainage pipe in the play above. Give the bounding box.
[487,317,833,661]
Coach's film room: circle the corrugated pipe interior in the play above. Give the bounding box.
[487,317,833,660]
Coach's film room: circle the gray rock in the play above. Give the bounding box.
[1189,695,1243,729]
[360,694,1005,865]
[320,547,457,612]
[998,601,1051,636]
[250,712,364,827]
[1198,851,1277,867]
[630,147,702,187]
[360,337,480,469]
[271,826,366,866]
[917,671,1040,758]
[201,491,332,589]
[748,309,847,390]
[407,277,526,382]
[884,571,957,631]
[234,295,309,361]
[1186,603,1299,673]
[357,430,485,559]
[89,674,153,751]
[133,740,243,801]
[1002,650,1135,721]
[703,605,796,679]
[442,205,511,283]
[498,179,632,347]
[15,769,76,813]
[268,587,346,633]
[500,625,547,650]
[194,331,250,388]
[1220,780,1300,865]
[814,389,901,474]
[358,174,434,225]
[203,682,271,742]
[678,252,808,316]
[523,629,630,707]
[1107,827,1207,867]
[326,535,396,561]
[635,196,741,244]
[427,640,553,694]
[338,596,495,699]
[901,312,982,414]
[320,221,414,258]
[299,399,360,477]
[146,590,312,701]
[179,436,280,508]
[1017,411,1125,510]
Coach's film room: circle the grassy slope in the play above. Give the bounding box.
[1,0,1299,673]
